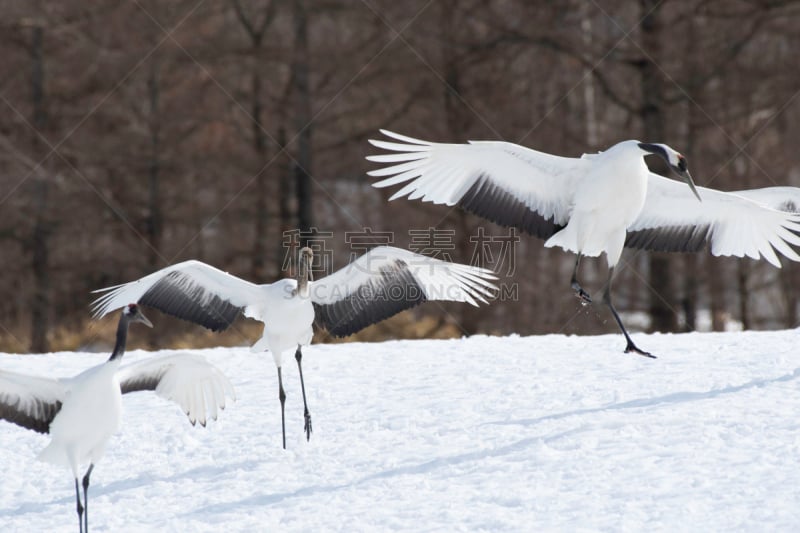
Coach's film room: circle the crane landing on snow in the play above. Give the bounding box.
[368,130,800,356]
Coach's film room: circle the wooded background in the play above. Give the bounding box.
[1,0,799,353]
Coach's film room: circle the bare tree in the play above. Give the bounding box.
[0,0,799,350]
[26,20,51,353]
[230,0,279,280]
[635,0,678,333]
[291,0,312,246]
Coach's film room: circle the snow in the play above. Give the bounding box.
[1,330,799,531]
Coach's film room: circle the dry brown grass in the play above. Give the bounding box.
[0,310,472,354]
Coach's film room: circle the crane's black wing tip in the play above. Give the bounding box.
[625,224,712,253]
[0,398,62,435]
[458,175,564,240]
[313,262,429,337]
[138,271,244,332]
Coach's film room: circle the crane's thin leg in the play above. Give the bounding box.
[75,477,84,533]
[82,464,94,533]
[295,346,312,441]
[602,267,656,359]
[278,366,287,449]
[571,254,592,305]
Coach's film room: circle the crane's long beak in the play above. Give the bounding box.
[683,170,702,202]
[137,312,154,328]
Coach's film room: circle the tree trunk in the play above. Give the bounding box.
[231,0,275,280]
[737,261,750,330]
[276,127,293,273]
[292,0,312,246]
[440,0,480,335]
[29,23,50,353]
[142,58,165,349]
[681,10,700,333]
[639,0,677,333]
[580,3,598,147]
[146,58,162,270]
[250,62,269,280]
[708,256,726,331]
[780,262,798,328]
[681,255,697,332]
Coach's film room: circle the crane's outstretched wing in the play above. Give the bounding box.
[731,186,800,214]
[625,175,800,266]
[118,354,236,427]
[0,370,66,434]
[367,130,588,239]
[91,260,261,332]
[310,246,497,337]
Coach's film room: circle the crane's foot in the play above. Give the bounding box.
[303,409,313,441]
[624,341,656,359]
[571,282,592,305]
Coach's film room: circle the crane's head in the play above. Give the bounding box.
[123,303,153,328]
[638,142,701,202]
[299,247,313,261]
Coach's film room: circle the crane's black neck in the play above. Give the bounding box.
[108,314,131,362]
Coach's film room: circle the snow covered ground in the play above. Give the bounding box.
[1,330,799,532]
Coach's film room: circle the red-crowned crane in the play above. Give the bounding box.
[0,304,235,533]
[367,130,800,356]
[91,246,497,449]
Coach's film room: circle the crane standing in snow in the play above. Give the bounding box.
[91,246,497,449]
[0,304,235,533]
[367,130,800,356]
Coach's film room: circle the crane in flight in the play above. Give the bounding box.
[367,130,800,356]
